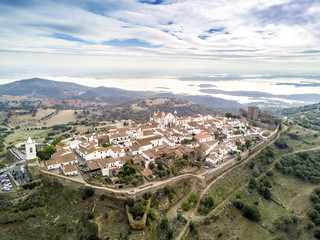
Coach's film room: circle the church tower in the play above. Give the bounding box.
[26,136,37,161]
[25,136,40,180]
[26,136,36,161]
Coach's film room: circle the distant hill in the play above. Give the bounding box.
[0,78,91,98]
[0,78,244,111]
[277,102,320,131]
[101,97,223,121]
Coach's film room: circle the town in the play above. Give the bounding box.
[28,106,277,189]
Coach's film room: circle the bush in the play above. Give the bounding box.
[266,170,274,177]
[188,191,199,203]
[105,213,109,219]
[233,199,244,209]
[315,187,320,196]
[164,185,172,195]
[275,139,288,149]
[84,187,94,198]
[311,194,319,204]
[249,161,255,169]
[87,211,95,220]
[166,227,174,239]
[147,208,157,222]
[242,204,261,221]
[308,209,320,220]
[129,201,147,220]
[160,217,169,229]
[189,221,196,232]
[181,200,191,211]
[315,227,320,239]
[307,221,315,230]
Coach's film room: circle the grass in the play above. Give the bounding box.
[207,164,252,206]
[271,172,315,215]
[188,125,320,240]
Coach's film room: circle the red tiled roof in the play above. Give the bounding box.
[194,133,212,140]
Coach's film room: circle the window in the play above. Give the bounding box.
[30,147,33,153]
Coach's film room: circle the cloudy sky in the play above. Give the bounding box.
[0,0,320,104]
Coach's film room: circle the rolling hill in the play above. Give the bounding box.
[0,78,243,111]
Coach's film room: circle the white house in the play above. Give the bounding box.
[61,164,78,176]
[97,158,123,177]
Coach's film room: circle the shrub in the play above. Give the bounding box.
[307,221,315,230]
[181,200,191,211]
[166,227,174,239]
[84,187,94,198]
[105,213,109,219]
[266,170,274,177]
[315,227,320,239]
[130,201,147,220]
[308,209,320,220]
[160,217,169,229]
[189,221,196,232]
[311,194,319,204]
[242,204,261,221]
[249,161,255,169]
[275,139,288,149]
[233,199,244,209]
[164,185,172,195]
[188,191,199,203]
[147,208,157,222]
[87,211,95,220]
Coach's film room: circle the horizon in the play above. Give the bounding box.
[1,0,320,106]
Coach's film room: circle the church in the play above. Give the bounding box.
[150,110,178,129]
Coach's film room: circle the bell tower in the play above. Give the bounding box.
[25,136,40,180]
[26,136,37,161]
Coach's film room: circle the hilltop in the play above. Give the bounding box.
[0,78,242,111]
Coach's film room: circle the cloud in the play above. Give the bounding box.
[0,0,320,77]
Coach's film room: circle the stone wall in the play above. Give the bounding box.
[40,169,205,202]
[125,200,150,230]
[5,149,20,163]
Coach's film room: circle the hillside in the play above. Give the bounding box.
[101,97,222,121]
[277,103,320,131]
[0,78,91,98]
[0,78,245,111]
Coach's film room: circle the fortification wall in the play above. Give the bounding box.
[40,170,205,202]
[5,149,20,163]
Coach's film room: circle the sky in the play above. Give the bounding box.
[0,0,320,104]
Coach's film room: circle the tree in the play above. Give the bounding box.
[311,194,320,204]
[160,217,169,229]
[245,139,252,149]
[225,113,234,118]
[243,204,261,221]
[164,185,172,195]
[233,199,244,209]
[267,170,274,177]
[188,191,199,203]
[307,221,315,230]
[130,201,147,220]
[315,227,320,239]
[249,161,255,169]
[84,187,94,198]
[181,200,191,211]
[308,209,320,220]
[149,162,155,170]
[87,211,95,220]
[37,145,56,160]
